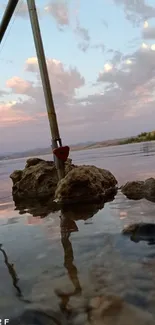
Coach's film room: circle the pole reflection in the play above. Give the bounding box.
[56,215,82,314]
[0,244,22,297]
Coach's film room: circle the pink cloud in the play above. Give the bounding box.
[6,77,32,94]
[0,102,35,127]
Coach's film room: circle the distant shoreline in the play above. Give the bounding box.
[0,136,154,162]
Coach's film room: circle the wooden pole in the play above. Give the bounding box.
[26,0,65,180]
[0,0,19,43]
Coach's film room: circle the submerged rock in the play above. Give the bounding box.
[9,294,155,325]
[122,222,155,245]
[87,294,155,325]
[10,158,117,205]
[55,165,117,204]
[121,178,155,202]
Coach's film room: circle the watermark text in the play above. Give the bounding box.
[0,319,9,325]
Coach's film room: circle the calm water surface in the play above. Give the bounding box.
[0,142,155,320]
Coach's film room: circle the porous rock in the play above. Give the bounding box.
[121,181,144,200]
[143,178,155,202]
[121,178,155,202]
[10,158,117,205]
[10,158,75,203]
[55,165,117,204]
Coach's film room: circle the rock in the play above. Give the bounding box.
[10,158,117,205]
[144,178,155,202]
[121,181,144,200]
[25,157,45,168]
[87,294,155,325]
[55,165,117,204]
[10,170,23,185]
[10,158,75,203]
[122,222,155,244]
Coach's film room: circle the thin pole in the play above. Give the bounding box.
[0,0,19,43]
[26,0,65,180]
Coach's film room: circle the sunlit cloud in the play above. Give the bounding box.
[141,43,155,51]
[141,42,149,49]
[104,63,113,72]
[126,59,132,65]
[144,21,149,28]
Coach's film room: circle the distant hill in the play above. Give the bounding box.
[0,132,154,161]
[0,138,125,161]
[120,131,155,145]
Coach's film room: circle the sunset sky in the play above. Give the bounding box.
[1,0,155,153]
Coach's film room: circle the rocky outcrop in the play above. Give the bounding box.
[10,158,75,203]
[121,177,155,202]
[122,222,155,245]
[10,158,117,205]
[55,165,117,204]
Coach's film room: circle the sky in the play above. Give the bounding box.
[1,0,155,153]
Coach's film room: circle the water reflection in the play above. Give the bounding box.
[0,244,22,297]
[142,142,154,156]
[14,198,59,218]
[56,215,82,314]
[123,223,155,246]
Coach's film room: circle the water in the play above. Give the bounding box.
[0,142,155,322]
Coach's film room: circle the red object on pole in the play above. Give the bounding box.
[53,146,70,162]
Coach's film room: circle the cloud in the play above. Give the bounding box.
[0,89,8,97]
[75,44,155,125]
[2,41,155,152]
[6,77,32,94]
[1,0,40,19]
[24,57,85,96]
[75,20,90,42]
[0,101,35,127]
[74,19,91,52]
[113,0,155,25]
[4,45,155,132]
[98,45,155,92]
[3,56,85,130]
[44,1,69,28]
[15,0,28,18]
[91,43,105,52]
[143,26,155,39]
[44,2,92,52]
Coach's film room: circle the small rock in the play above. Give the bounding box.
[121,181,144,200]
[144,178,155,202]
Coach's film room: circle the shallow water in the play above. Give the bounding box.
[0,142,155,321]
